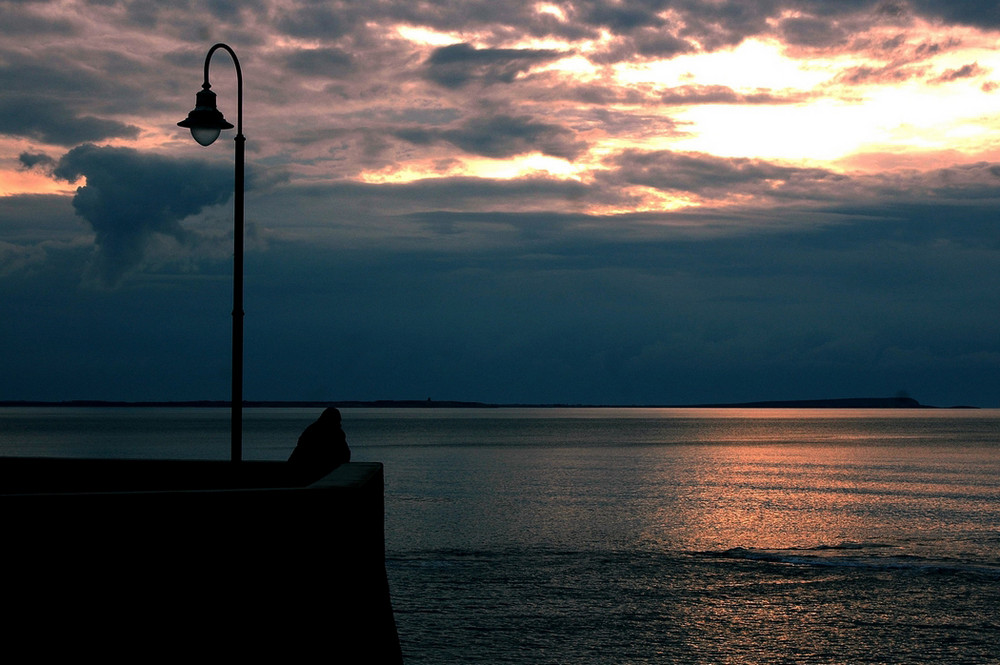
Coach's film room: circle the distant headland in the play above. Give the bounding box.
[682,397,976,409]
[0,397,979,409]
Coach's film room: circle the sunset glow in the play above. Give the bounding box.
[4,0,1000,406]
[4,7,999,199]
[0,168,76,197]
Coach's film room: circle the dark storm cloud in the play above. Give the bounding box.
[779,15,849,47]
[910,0,1000,28]
[673,1,776,51]
[136,0,991,78]
[52,144,232,286]
[141,0,993,81]
[274,3,354,39]
[6,0,1000,406]
[18,152,56,172]
[0,97,139,146]
[536,81,649,105]
[113,0,267,33]
[836,62,927,85]
[0,42,169,134]
[579,0,667,32]
[605,150,1000,208]
[931,62,988,84]
[424,43,568,89]
[590,29,694,64]
[559,1,993,62]
[0,2,76,35]
[284,47,354,77]
[0,193,79,244]
[826,29,971,86]
[659,85,810,105]
[254,174,611,230]
[396,114,587,160]
[577,108,685,143]
[239,182,1000,406]
[366,0,595,41]
[9,188,999,405]
[607,150,840,197]
[869,161,1000,203]
[264,153,999,248]
[282,157,1000,243]
[631,29,696,58]
[0,194,82,278]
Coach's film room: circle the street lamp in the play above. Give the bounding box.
[178,43,245,463]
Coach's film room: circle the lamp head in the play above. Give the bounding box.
[177,86,234,146]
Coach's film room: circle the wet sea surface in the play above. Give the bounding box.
[3,406,999,663]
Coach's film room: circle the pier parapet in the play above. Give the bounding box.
[2,459,403,662]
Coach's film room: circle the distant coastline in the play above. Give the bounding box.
[0,397,980,409]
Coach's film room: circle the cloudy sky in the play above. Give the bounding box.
[2,0,1000,406]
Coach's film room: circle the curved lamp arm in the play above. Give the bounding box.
[177,43,246,463]
[203,43,243,137]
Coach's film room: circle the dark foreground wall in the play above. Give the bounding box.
[1,459,403,663]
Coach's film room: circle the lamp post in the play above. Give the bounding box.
[178,43,244,463]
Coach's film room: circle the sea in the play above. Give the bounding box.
[2,406,999,664]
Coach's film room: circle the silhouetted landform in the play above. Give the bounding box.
[0,396,979,408]
[688,397,937,408]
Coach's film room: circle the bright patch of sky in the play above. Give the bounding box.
[614,35,1000,168]
[615,39,829,90]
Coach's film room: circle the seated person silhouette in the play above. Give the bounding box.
[287,407,351,482]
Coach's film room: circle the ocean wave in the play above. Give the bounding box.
[689,545,1000,578]
[804,541,895,551]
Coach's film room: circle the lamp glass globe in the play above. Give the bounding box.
[191,126,221,146]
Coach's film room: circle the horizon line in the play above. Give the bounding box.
[0,396,983,409]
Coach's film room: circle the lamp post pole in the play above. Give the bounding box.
[178,43,244,462]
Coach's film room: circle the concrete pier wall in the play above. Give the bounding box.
[1,459,403,663]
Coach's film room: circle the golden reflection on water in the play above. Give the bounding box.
[664,444,880,551]
[633,412,1000,555]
